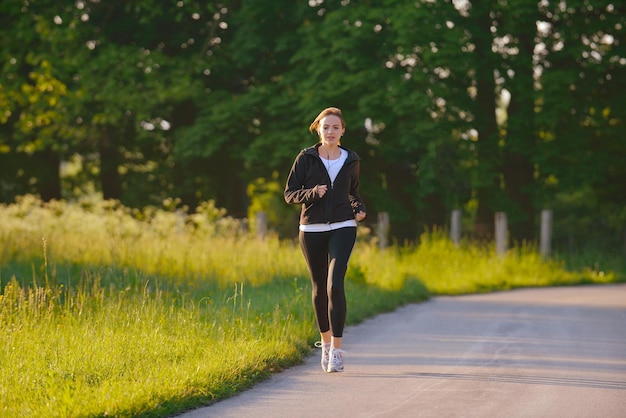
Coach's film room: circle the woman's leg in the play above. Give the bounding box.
[327,227,357,347]
[299,231,331,336]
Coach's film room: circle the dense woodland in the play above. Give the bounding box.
[1,0,624,250]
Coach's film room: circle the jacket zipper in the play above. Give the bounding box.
[313,150,356,224]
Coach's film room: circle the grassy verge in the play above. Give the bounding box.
[0,196,623,417]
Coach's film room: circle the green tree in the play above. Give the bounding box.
[492,0,540,242]
[536,0,626,250]
[71,0,208,205]
[2,0,623,250]
[0,3,80,201]
[168,0,310,216]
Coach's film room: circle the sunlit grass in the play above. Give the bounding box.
[0,195,622,417]
[0,268,314,418]
[350,231,617,296]
[0,195,305,287]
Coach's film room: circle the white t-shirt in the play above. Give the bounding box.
[321,148,348,186]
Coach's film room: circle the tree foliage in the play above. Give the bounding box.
[1,0,624,249]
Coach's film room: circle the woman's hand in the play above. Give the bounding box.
[316,184,328,198]
[355,211,366,222]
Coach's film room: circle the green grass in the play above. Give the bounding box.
[0,195,623,417]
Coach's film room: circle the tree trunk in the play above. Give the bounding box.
[502,7,538,243]
[35,148,62,201]
[470,1,500,240]
[386,162,419,242]
[205,153,249,219]
[502,149,535,242]
[98,125,123,200]
[421,192,447,231]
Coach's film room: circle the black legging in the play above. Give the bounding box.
[299,227,357,338]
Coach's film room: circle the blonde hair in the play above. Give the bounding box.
[309,107,345,134]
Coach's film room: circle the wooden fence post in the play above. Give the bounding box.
[255,211,267,239]
[495,212,508,256]
[377,212,390,249]
[175,209,186,234]
[450,209,462,246]
[540,209,553,258]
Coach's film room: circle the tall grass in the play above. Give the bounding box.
[1,263,315,417]
[0,196,622,417]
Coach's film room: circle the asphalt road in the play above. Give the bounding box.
[178,284,626,418]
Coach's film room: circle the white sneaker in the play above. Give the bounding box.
[315,341,331,372]
[327,347,345,373]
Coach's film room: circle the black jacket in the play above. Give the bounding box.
[284,144,366,225]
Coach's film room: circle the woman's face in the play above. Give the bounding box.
[318,115,344,146]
